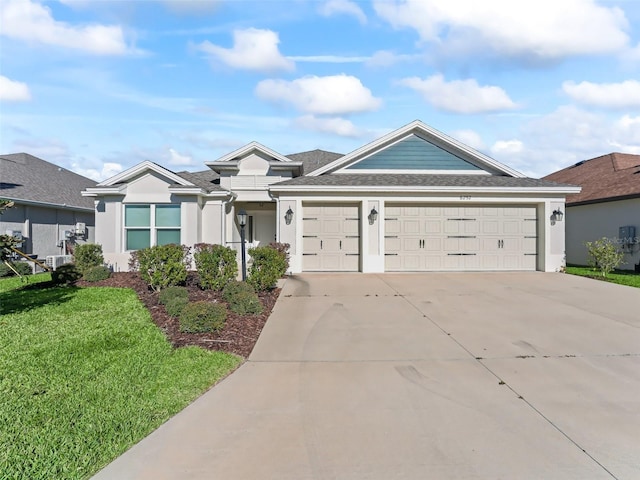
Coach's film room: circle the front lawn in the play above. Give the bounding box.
[0,273,241,480]
[565,266,640,288]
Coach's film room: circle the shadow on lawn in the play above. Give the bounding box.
[0,282,79,315]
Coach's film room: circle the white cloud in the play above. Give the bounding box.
[451,129,485,150]
[168,148,193,166]
[365,50,421,68]
[399,74,517,113]
[491,139,524,155]
[0,0,132,55]
[562,80,640,108]
[74,162,123,182]
[0,75,31,102]
[319,0,367,24]
[294,115,362,137]
[196,28,294,73]
[374,0,629,61]
[255,74,381,115]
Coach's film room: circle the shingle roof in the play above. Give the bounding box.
[0,153,97,209]
[272,173,573,189]
[174,170,224,192]
[285,149,343,175]
[543,152,640,205]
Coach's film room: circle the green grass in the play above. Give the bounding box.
[0,275,241,480]
[565,266,640,288]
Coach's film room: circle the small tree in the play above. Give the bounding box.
[0,199,22,275]
[585,237,625,277]
[73,243,104,274]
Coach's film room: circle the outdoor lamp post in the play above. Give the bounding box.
[237,209,247,281]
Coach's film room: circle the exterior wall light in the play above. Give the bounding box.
[284,207,294,225]
[368,207,378,225]
[552,209,564,222]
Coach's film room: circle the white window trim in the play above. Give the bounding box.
[123,204,181,252]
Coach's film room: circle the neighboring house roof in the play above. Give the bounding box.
[0,152,96,210]
[543,152,640,206]
[285,149,343,175]
[271,173,576,192]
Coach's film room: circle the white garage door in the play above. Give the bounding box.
[302,203,360,271]
[385,205,537,271]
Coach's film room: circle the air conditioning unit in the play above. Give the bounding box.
[45,255,74,270]
[75,222,86,235]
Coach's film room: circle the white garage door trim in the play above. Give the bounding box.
[385,204,537,271]
[302,203,361,271]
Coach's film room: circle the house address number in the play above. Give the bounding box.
[459,195,472,200]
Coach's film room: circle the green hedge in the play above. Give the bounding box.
[247,245,287,291]
[194,243,238,291]
[73,243,104,274]
[179,301,227,333]
[129,244,190,292]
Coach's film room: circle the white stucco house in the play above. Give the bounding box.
[82,121,579,273]
[544,152,640,271]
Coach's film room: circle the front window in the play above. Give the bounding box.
[125,204,181,250]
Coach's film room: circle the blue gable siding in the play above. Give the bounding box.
[345,134,482,171]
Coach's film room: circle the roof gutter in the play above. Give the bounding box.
[1,196,94,212]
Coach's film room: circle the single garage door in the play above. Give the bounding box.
[303,203,360,271]
[385,205,537,271]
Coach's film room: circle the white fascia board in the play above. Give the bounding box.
[310,120,525,178]
[81,185,127,196]
[97,160,193,187]
[2,196,94,212]
[206,141,291,164]
[270,185,583,195]
[168,187,234,198]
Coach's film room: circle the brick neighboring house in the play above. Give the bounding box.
[0,153,97,263]
[543,152,640,270]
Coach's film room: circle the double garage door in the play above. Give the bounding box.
[385,204,538,271]
[301,203,538,272]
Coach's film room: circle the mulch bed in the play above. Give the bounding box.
[76,272,280,358]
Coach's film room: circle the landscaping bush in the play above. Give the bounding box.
[247,245,288,291]
[129,244,190,292]
[222,280,255,302]
[228,290,263,315]
[0,261,31,277]
[158,285,189,305]
[193,243,238,291]
[268,242,290,272]
[585,237,625,277]
[165,297,189,317]
[52,264,82,286]
[82,265,111,282]
[73,243,104,273]
[179,301,227,333]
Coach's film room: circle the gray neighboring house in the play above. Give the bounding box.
[83,121,580,273]
[543,152,640,270]
[1,153,97,263]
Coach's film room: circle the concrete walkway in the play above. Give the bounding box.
[93,273,640,480]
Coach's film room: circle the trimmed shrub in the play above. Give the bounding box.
[82,265,111,282]
[247,245,287,291]
[52,264,82,286]
[165,297,189,317]
[228,290,263,315]
[129,244,190,292]
[222,281,255,303]
[193,243,238,291]
[0,261,32,277]
[73,243,104,274]
[268,242,290,272]
[158,286,189,305]
[179,301,227,333]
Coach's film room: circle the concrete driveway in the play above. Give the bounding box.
[93,273,640,480]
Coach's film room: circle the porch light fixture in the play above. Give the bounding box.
[552,209,564,222]
[237,209,248,281]
[368,207,378,225]
[284,207,294,225]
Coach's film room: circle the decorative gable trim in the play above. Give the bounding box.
[206,141,291,165]
[96,160,193,187]
[310,120,525,178]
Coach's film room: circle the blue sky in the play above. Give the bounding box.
[1,0,639,181]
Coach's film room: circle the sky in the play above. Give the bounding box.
[1,0,639,182]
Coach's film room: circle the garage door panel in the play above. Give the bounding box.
[385,203,538,272]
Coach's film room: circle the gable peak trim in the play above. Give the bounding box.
[97,160,193,187]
